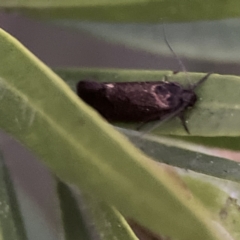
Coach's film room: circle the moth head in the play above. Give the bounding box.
[182,89,197,107]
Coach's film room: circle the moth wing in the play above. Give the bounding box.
[153,82,184,109]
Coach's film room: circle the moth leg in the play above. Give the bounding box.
[136,112,175,132]
[178,112,190,134]
[136,115,160,131]
[191,72,212,90]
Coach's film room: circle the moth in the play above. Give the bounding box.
[76,72,211,133]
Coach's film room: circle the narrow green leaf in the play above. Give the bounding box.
[117,128,240,183]
[1,0,240,22]
[57,179,137,240]
[171,136,240,152]
[63,19,240,63]
[57,180,92,240]
[59,67,240,159]
[57,68,240,136]
[0,153,28,240]
[0,29,229,240]
[72,189,138,240]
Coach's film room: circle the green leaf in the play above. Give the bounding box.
[60,67,240,184]
[0,29,228,240]
[181,172,240,240]
[57,68,240,136]
[1,0,240,22]
[59,67,240,155]
[63,19,240,63]
[0,153,28,240]
[77,194,138,240]
[170,135,240,152]
[57,179,137,240]
[57,180,92,240]
[117,128,240,183]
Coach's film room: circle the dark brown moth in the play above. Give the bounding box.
[76,73,211,133]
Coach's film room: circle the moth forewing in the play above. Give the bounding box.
[76,73,211,134]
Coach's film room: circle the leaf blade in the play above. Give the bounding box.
[0,28,227,240]
[0,153,28,240]
[2,0,240,22]
[57,68,240,136]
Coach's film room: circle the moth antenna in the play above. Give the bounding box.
[191,72,212,90]
[178,112,190,134]
[163,25,190,84]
